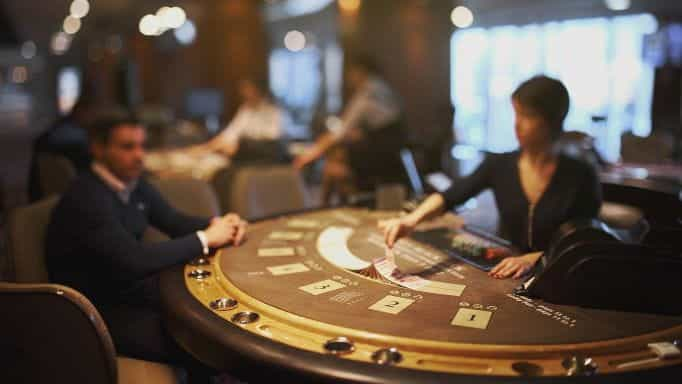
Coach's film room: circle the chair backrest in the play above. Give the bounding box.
[5,196,59,283]
[0,282,118,384]
[37,153,77,198]
[148,177,220,217]
[598,201,649,243]
[229,165,307,220]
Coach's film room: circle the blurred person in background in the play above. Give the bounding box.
[293,55,407,203]
[192,78,289,163]
[29,95,95,201]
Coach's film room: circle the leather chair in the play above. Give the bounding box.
[4,196,59,283]
[36,153,77,198]
[598,201,649,243]
[227,165,308,220]
[3,198,178,383]
[0,282,177,384]
[148,177,221,218]
[145,177,220,243]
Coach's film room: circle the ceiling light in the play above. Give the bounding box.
[338,0,361,13]
[63,15,82,34]
[174,20,197,45]
[604,0,631,11]
[139,14,162,36]
[451,6,474,28]
[70,0,90,18]
[166,7,187,29]
[51,32,72,55]
[21,41,37,59]
[284,30,306,52]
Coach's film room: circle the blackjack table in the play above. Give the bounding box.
[160,207,682,383]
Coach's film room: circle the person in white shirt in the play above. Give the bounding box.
[294,56,406,201]
[194,79,284,157]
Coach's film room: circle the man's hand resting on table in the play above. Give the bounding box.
[204,214,249,248]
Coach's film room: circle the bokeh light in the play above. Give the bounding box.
[451,6,474,28]
[284,30,306,52]
[69,0,90,18]
[63,15,82,34]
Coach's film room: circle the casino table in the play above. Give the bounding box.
[160,208,682,383]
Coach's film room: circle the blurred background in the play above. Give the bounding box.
[1,0,681,212]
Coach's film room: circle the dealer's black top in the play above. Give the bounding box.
[46,171,210,308]
[440,151,601,252]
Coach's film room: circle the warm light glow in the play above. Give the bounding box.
[338,0,361,12]
[21,41,37,59]
[155,6,172,34]
[51,32,72,55]
[63,15,82,34]
[451,6,474,28]
[69,0,90,18]
[139,14,161,36]
[284,30,306,52]
[604,0,631,11]
[11,66,28,84]
[174,20,197,45]
[165,7,187,29]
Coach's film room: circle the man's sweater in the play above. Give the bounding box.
[46,171,210,308]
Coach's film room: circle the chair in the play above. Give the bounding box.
[4,196,59,283]
[3,197,178,383]
[148,177,221,218]
[145,177,221,243]
[0,282,177,384]
[228,165,308,220]
[598,201,649,243]
[37,153,77,198]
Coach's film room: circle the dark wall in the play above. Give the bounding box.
[0,3,18,45]
[132,0,268,122]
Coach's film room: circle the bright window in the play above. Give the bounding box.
[451,14,658,161]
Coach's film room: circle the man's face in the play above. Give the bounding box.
[93,124,146,182]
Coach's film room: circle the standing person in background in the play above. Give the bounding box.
[293,55,407,203]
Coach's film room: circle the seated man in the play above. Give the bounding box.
[46,111,247,383]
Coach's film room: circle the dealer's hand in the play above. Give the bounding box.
[378,215,418,248]
[489,252,542,279]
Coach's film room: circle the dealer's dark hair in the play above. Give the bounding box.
[512,75,570,141]
[88,108,141,144]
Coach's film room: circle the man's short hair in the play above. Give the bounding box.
[512,75,570,140]
[88,109,140,144]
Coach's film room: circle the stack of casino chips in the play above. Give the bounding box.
[451,233,511,260]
